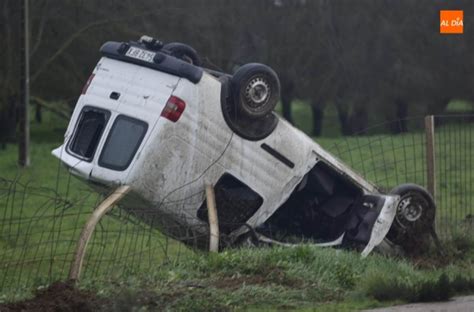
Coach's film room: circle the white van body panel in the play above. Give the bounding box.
[53,55,396,251]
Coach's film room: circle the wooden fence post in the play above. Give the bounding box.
[425,115,436,200]
[69,185,131,281]
[205,184,219,252]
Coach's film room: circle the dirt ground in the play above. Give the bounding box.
[1,280,473,311]
[365,295,474,312]
[0,281,107,312]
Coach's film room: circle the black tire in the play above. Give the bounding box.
[220,76,278,141]
[231,63,280,118]
[386,184,436,253]
[162,42,201,66]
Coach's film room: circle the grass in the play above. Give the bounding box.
[0,112,192,299]
[275,100,342,137]
[446,100,474,113]
[78,244,474,311]
[316,123,474,233]
[1,109,474,309]
[2,242,473,310]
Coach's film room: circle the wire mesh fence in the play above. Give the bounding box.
[434,115,474,237]
[324,114,474,238]
[325,118,427,194]
[0,114,473,298]
[0,170,193,301]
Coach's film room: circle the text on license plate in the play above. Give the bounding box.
[125,47,156,63]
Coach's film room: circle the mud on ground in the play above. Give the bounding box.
[0,281,108,312]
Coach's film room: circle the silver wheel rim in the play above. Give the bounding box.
[245,77,270,108]
[396,196,423,227]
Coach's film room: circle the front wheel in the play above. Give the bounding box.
[386,184,436,253]
[162,42,201,66]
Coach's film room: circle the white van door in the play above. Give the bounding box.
[88,57,181,185]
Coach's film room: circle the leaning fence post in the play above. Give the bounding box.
[69,185,131,281]
[425,115,436,200]
[205,184,219,252]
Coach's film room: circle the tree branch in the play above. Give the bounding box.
[31,96,70,120]
[31,0,49,57]
[31,18,111,83]
[30,10,167,83]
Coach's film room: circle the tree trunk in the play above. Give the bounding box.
[281,92,293,124]
[350,106,369,135]
[311,104,324,136]
[428,97,450,115]
[35,102,42,123]
[392,98,408,133]
[335,101,352,136]
[0,94,18,146]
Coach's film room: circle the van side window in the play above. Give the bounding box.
[197,174,263,234]
[99,115,148,171]
[68,106,110,161]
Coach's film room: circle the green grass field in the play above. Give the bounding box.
[79,244,474,311]
[0,112,193,300]
[1,108,473,309]
[276,102,474,232]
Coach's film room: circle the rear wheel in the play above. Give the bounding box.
[231,63,280,118]
[386,184,436,253]
[221,64,280,140]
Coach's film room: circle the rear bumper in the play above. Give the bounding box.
[51,145,92,180]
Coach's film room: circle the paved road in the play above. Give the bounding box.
[365,296,474,312]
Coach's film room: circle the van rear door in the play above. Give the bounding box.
[85,57,181,184]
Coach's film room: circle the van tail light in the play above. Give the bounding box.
[81,74,95,94]
[161,96,186,122]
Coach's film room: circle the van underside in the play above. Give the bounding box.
[254,162,384,246]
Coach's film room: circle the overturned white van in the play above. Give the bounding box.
[52,36,436,255]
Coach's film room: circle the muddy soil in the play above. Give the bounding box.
[0,281,107,312]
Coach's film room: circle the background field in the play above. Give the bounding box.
[1,1,474,309]
[1,106,474,310]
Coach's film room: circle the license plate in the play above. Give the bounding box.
[125,47,156,63]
